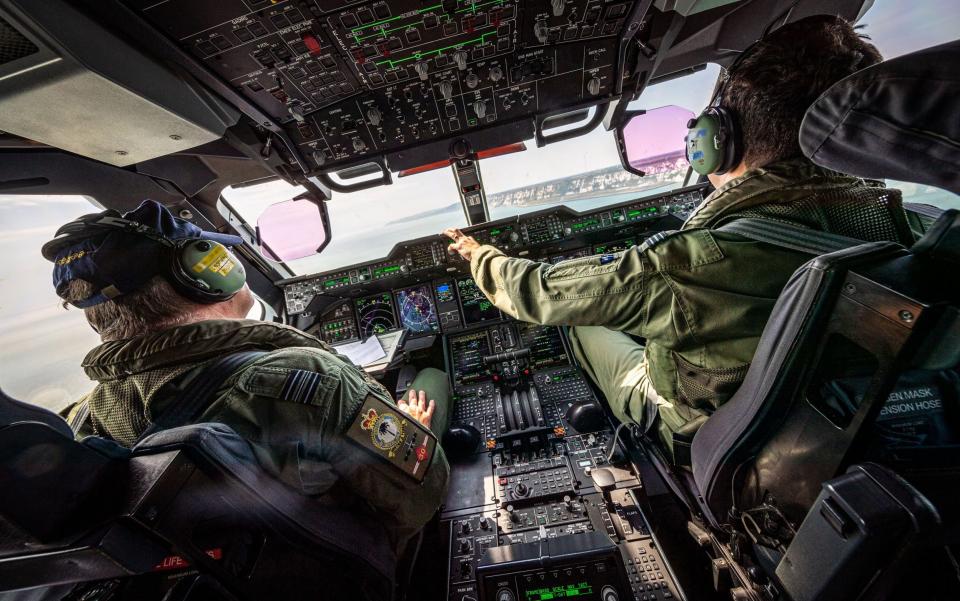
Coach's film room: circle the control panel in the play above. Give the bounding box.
[122,0,652,173]
[282,185,705,318]
[440,318,682,601]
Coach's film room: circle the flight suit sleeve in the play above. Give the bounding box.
[469,230,726,335]
[208,347,450,550]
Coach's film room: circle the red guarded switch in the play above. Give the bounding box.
[302,33,322,55]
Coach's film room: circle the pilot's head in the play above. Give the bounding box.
[42,200,254,342]
[707,15,882,187]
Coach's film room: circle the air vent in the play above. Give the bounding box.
[0,15,38,66]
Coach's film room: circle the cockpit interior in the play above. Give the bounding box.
[0,0,958,600]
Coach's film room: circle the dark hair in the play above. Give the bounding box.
[721,15,882,168]
[61,277,201,342]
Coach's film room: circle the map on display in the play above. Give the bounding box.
[396,285,440,334]
[356,293,398,338]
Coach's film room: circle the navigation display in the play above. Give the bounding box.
[355,293,397,338]
[456,277,501,325]
[395,285,439,335]
[450,330,491,386]
[519,323,570,369]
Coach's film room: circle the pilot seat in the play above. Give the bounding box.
[0,402,400,601]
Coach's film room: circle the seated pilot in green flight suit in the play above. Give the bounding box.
[445,16,916,459]
[47,200,451,558]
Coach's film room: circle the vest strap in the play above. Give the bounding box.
[136,351,266,444]
[717,217,864,255]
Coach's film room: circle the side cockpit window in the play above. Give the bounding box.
[0,195,102,413]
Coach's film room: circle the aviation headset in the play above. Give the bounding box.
[684,12,865,176]
[46,210,246,306]
[683,42,759,176]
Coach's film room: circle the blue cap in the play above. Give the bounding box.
[43,200,243,308]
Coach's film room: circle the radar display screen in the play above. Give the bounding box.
[450,330,491,385]
[519,323,570,369]
[456,277,501,325]
[355,293,397,338]
[395,284,439,335]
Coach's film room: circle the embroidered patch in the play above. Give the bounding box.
[279,369,326,404]
[345,395,437,483]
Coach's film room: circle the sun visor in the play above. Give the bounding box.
[0,0,239,167]
[800,40,960,194]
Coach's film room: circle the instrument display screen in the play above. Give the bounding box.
[519,323,569,369]
[395,284,439,335]
[355,293,397,338]
[457,277,501,325]
[450,330,491,386]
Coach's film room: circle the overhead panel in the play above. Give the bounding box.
[122,0,643,172]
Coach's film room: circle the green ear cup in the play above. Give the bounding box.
[685,112,725,176]
[176,239,246,301]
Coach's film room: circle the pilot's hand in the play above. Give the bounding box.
[398,389,436,430]
[443,228,481,262]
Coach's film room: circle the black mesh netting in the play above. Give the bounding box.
[0,16,38,66]
[735,186,915,245]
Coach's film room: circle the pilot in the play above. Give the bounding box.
[46,200,451,558]
[445,16,916,462]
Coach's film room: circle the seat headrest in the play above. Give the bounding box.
[800,40,960,194]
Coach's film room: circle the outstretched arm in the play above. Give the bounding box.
[443,227,647,331]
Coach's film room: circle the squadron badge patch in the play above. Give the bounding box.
[361,408,405,456]
[346,395,437,483]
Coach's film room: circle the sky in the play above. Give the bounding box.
[1,0,958,412]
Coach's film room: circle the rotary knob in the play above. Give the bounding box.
[366,107,382,126]
[507,504,519,523]
[489,66,504,82]
[508,232,520,243]
[472,100,487,119]
[534,20,549,44]
[465,72,479,89]
[552,0,565,16]
[352,137,366,152]
[496,589,516,601]
[454,50,469,71]
[600,585,619,601]
[440,80,454,101]
[587,76,602,96]
[414,61,429,81]
[515,482,529,497]
[479,517,491,530]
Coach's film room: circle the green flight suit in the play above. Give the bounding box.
[469,158,914,455]
[67,319,452,557]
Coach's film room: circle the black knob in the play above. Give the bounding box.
[480,517,491,530]
[460,521,471,535]
[515,482,529,497]
[459,540,471,554]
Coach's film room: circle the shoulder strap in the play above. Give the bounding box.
[717,217,864,255]
[68,401,91,434]
[137,350,266,443]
